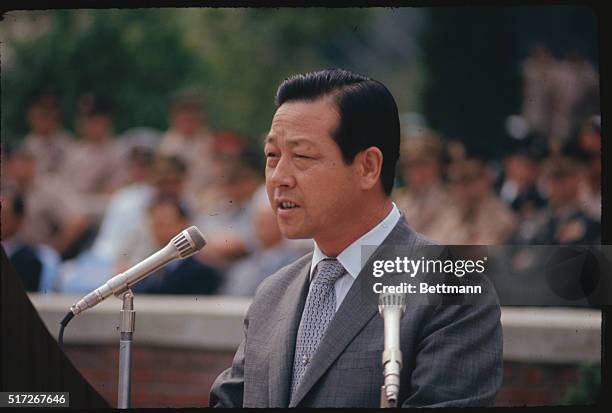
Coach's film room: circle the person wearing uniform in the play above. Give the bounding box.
[437,158,516,245]
[529,156,600,245]
[393,130,454,242]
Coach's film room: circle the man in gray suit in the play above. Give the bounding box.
[209,69,503,407]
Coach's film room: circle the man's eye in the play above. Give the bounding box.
[294,154,310,159]
[265,152,278,158]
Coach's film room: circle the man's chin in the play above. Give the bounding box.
[279,227,310,240]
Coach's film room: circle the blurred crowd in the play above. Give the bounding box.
[394,46,600,248]
[394,121,600,246]
[1,90,310,296]
[1,49,601,296]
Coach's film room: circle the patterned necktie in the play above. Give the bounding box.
[290,258,346,400]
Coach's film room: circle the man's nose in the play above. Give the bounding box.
[267,155,296,188]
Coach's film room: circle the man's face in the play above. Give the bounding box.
[403,158,439,190]
[148,202,186,247]
[154,174,184,198]
[452,175,489,208]
[264,98,361,242]
[27,106,60,136]
[546,174,580,208]
[504,154,538,186]
[81,115,112,142]
[171,108,202,137]
[579,125,601,153]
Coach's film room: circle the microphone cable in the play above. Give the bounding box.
[58,311,74,350]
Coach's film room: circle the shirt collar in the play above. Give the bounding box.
[310,202,401,281]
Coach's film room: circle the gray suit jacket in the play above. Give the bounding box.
[209,217,503,407]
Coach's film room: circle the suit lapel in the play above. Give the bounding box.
[288,270,378,407]
[289,217,418,407]
[268,260,311,407]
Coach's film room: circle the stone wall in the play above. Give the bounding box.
[30,294,601,407]
[62,344,596,407]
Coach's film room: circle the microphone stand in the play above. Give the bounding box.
[58,227,206,408]
[379,294,406,408]
[117,290,135,409]
[380,307,403,408]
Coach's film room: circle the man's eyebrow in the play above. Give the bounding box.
[264,136,317,148]
[288,138,313,146]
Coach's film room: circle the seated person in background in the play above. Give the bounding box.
[1,145,90,259]
[1,190,42,291]
[572,115,601,221]
[527,156,600,245]
[579,149,601,222]
[114,154,196,270]
[87,145,156,261]
[437,158,516,244]
[158,90,216,199]
[192,130,245,211]
[131,195,221,295]
[58,94,126,219]
[219,187,309,296]
[196,150,262,269]
[393,129,453,242]
[57,153,192,293]
[23,89,75,176]
[497,132,548,219]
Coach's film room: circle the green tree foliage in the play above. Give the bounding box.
[2,8,373,145]
[185,8,372,143]
[2,9,201,142]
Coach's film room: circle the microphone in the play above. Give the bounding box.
[378,292,407,408]
[69,226,206,317]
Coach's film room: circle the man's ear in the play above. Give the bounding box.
[356,147,383,191]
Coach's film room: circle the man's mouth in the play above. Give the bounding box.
[279,201,300,210]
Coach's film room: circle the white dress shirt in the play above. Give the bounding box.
[310,202,401,311]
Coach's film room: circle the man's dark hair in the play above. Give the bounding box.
[78,93,114,118]
[128,145,155,167]
[147,194,192,221]
[27,87,61,110]
[275,68,400,195]
[153,154,189,177]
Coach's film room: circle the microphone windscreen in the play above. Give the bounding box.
[186,226,206,250]
[378,292,407,307]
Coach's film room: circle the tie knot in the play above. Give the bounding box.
[313,258,345,285]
